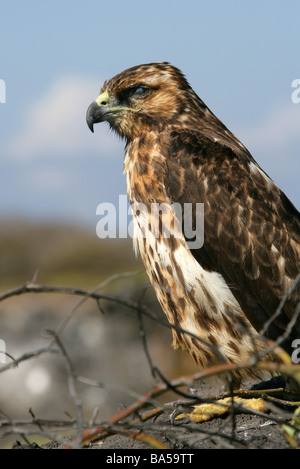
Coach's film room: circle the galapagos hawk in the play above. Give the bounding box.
[86,62,300,387]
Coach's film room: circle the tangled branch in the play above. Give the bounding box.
[0,275,299,449]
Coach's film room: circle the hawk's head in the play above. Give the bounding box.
[86,62,208,141]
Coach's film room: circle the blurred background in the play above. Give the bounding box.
[0,0,299,446]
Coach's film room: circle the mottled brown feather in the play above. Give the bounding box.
[87,62,300,386]
[163,129,300,347]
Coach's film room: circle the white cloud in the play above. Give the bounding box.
[3,84,299,217]
[238,102,300,164]
[8,78,299,171]
[237,102,300,207]
[5,76,121,160]
[236,102,300,191]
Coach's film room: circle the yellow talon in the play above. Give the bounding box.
[172,397,268,423]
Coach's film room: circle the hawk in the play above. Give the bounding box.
[86,62,300,387]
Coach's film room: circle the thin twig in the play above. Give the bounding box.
[44,329,83,447]
[0,346,59,373]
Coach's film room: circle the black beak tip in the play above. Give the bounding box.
[86,102,96,133]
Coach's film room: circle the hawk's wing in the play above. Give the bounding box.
[163,129,300,347]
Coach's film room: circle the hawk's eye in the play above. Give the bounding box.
[132,86,148,96]
[119,86,150,103]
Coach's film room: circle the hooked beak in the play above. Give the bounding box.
[86,90,140,133]
[86,91,111,133]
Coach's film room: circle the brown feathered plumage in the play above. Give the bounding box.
[87,62,300,387]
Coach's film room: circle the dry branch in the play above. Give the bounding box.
[0,276,299,449]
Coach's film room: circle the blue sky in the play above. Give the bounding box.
[0,0,299,232]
